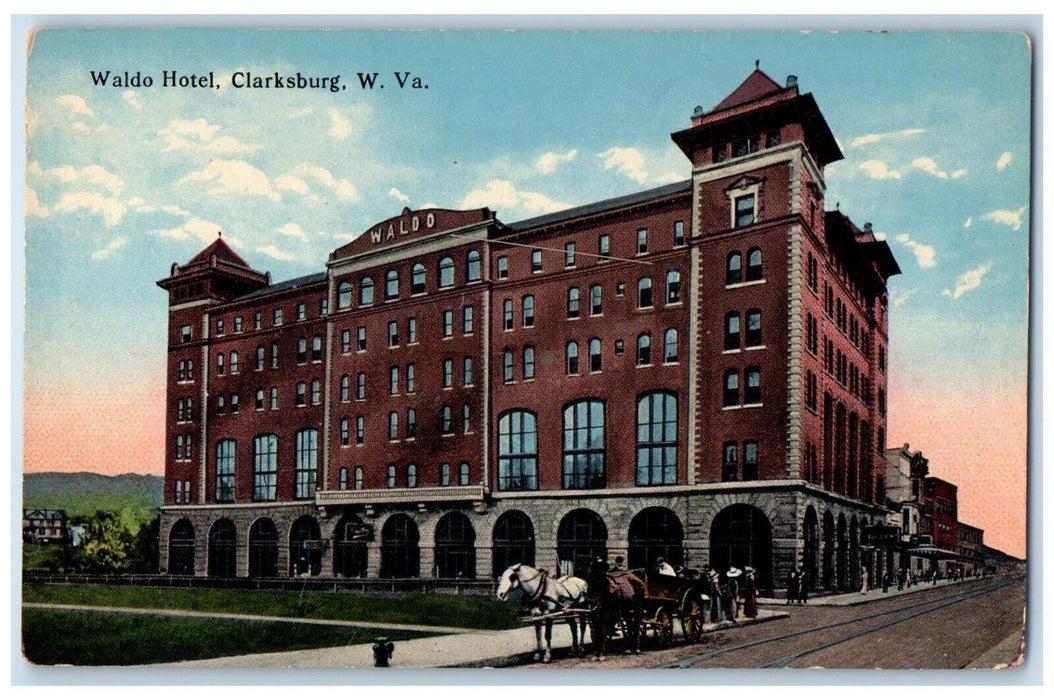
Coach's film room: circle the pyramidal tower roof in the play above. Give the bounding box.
[187,235,251,268]
[712,68,787,112]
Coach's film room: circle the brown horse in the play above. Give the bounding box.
[586,560,645,660]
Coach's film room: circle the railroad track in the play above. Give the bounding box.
[660,575,1023,669]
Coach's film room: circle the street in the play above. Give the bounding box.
[540,574,1026,670]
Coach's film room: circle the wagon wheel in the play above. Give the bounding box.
[680,590,704,644]
[653,605,674,648]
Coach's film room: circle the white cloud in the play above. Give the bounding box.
[893,233,937,269]
[25,187,49,218]
[911,156,966,180]
[388,187,410,203]
[942,261,994,299]
[275,174,310,194]
[286,164,358,201]
[162,204,192,217]
[180,160,281,201]
[56,94,93,117]
[653,172,683,184]
[858,160,902,180]
[277,222,308,241]
[53,191,125,227]
[159,118,255,153]
[122,90,142,110]
[964,217,973,229]
[598,146,648,184]
[873,231,888,241]
[891,291,912,309]
[257,244,297,262]
[460,179,570,215]
[45,164,124,195]
[328,109,353,139]
[91,237,128,260]
[847,128,925,149]
[536,148,578,175]
[154,216,223,243]
[288,107,314,119]
[982,206,1028,231]
[997,151,1013,171]
[71,122,90,133]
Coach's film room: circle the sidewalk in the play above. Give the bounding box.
[163,608,788,668]
[758,575,988,607]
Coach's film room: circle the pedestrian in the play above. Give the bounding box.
[797,568,808,604]
[724,568,741,622]
[897,567,906,591]
[860,565,869,595]
[742,566,759,619]
[656,556,676,577]
[707,567,723,624]
[882,571,890,593]
[786,567,799,605]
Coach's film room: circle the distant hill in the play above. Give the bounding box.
[22,472,163,526]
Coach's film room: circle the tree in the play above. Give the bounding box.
[72,510,135,573]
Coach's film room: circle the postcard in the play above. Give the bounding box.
[20,25,1030,672]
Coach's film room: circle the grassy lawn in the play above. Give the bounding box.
[21,608,428,666]
[23,582,520,630]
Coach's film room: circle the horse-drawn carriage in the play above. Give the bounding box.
[637,569,707,647]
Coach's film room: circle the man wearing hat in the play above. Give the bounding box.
[656,556,676,577]
[724,567,742,622]
[706,567,723,623]
[742,566,759,619]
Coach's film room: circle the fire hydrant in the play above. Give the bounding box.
[372,638,394,667]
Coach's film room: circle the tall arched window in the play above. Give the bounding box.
[337,281,353,309]
[360,276,374,305]
[215,440,235,502]
[340,374,351,402]
[498,410,538,491]
[590,284,603,315]
[438,257,455,288]
[664,329,679,363]
[466,250,482,282]
[523,346,535,380]
[380,514,420,578]
[589,338,602,372]
[746,247,763,281]
[726,252,743,286]
[636,392,678,485]
[493,511,535,577]
[566,341,579,375]
[294,429,318,499]
[253,434,278,501]
[637,333,652,365]
[385,269,399,299]
[666,270,681,303]
[638,277,653,308]
[563,399,605,489]
[411,263,426,294]
[522,295,535,327]
[567,287,580,318]
[503,349,514,383]
[435,513,475,578]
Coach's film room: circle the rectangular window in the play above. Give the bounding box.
[215,440,235,502]
[406,363,416,393]
[441,406,454,434]
[564,242,576,267]
[674,220,685,246]
[503,300,514,331]
[722,442,738,481]
[357,326,367,351]
[743,441,759,480]
[356,416,364,444]
[254,312,262,330]
[271,343,279,370]
[294,384,305,407]
[531,249,543,272]
[356,373,366,400]
[806,370,818,411]
[463,306,474,334]
[341,329,351,353]
[230,394,239,414]
[407,317,417,344]
[180,325,192,343]
[253,435,278,501]
[442,359,453,388]
[637,228,648,254]
[735,194,755,228]
[270,386,278,410]
[215,319,225,336]
[463,404,471,434]
[497,256,509,279]
[295,430,318,499]
[463,357,473,386]
[442,310,453,337]
[598,234,610,259]
[273,308,283,326]
[390,366,399,395]
[388,321,399,348]
[745,367,762,405]
[297,338,308,364]
[311,336,322,362]
[523,346,535,380]
[234,317,243,333]
[296,303,306,321]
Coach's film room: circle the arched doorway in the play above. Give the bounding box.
[289,516,322,576]
[334,515,369,578]
[710,504,773,588]
[837,514,849,591]
[435,512,476,578]
[628,507,683,571]
[557,509,607,577]
[168,519,195,576]
[249,518,279,578]
[822,510,835,591]
[803,507,819,591]
[380,514,420,578]
[492,510,535,578]
[208,519,237,578]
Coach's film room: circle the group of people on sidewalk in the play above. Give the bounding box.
[704,565,759,624]
[785,568,810,604]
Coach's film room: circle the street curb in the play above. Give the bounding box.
[451,610,790,668]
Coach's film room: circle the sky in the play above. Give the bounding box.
[19,28,1031,558]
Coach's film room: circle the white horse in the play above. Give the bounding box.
[496,563,589,663]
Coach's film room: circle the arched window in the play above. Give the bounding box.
[229,351,239,374]
[438,257,455,288]
[386,464,396,488]
[522,295,535,327]
[590,284,603,315]
[248,518,279,578]
[637,333,652,366]
[666,270,681,303]
[388,411,399,441]
[466,250,482,282]
[664,329,679,363]
[493,511,535,577]
[567,287,580,318]
[411,263,426,294]
[340,374,351,402]
[523,346,536,380]
[207,519,237,578]
[723,442,739,481]
[215,439,235,502]
[563,399,605,489]
[498,410,538,491]
[407,463,417,488]
[381,514,420,578]
[338,281,353,309]
[746,309,762,347]
[557,509,607,577]
[435,513,475,578]
[294,429,317,499]
[216,353,225,376]
[723,370,740,407]
[503,299,514,331]
[407,408,417,438]
[628,508,684,570]
[334,515,368,578]
[589,338,602,373]
[725,311,741,350]
[566,341,579,375]
[459,462,470,485]
[503,349,514,383]
[168,519,196,576]
[289,516,321,576]
[746,247,763,281]
[253,434,278,501]
[726,252,743,286]
[636,392,678,486]
[385,269,399,299]
[311,336,322,362]
[360,276,374,305]
[354,466,364,490]
[638,277,653,308]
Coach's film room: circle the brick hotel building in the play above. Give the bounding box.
[158,69,901,591]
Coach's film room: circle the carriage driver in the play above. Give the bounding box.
[656,557,677,577]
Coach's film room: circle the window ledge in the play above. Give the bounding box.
[725,279,766,290]
[666,300,683,307]
[745,344,767,351]
[723,348,741,354]
[637,363,654,369]
[722,405,742,411]
[743,402,764,408]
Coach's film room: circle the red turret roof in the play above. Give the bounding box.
[187,236,251,268]
[713,69,786,112]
